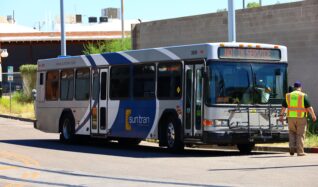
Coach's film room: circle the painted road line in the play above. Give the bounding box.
[4,184,24,187]
[0,151,41,186]
[0,166,17,170]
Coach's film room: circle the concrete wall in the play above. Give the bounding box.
[132,0,318,110]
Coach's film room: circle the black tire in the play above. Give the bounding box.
[118,138,142,146]
[165,118,184,152]
[60,113,76,144]
[237,143,255,154]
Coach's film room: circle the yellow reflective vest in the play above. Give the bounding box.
[286,91,307,118]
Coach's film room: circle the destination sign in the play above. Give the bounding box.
[218,47,281,61]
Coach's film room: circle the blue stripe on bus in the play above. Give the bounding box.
[101,53,157,138]
[110,99,156,139]
[86,55,97,67]
[76,52,157,138]
[101,53,132,65]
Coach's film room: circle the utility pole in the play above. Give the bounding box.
[228,0,236,42]
[243,0,245,9]
[121,0,125,39]
[60,0,67,56]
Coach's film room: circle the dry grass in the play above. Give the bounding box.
[0,96,35,119]
[305,134,318,148]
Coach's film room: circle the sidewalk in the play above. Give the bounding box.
[255,143,318,154]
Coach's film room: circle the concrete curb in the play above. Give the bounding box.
[254,146,290,153]
[253,146,318,154]
[308,147,318,153]
[0,114,35,123]
[206,145,318,154]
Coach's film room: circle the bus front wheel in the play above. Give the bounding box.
[165,118,184,152]
[60,113,76,143]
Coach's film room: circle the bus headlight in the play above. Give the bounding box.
[203,119,229,129]
[214,119,229,127]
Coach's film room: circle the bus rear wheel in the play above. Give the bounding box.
[165,119,184,152]
[237,143,255,154]
[60,113,76,143]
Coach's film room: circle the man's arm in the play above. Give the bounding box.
[304,95,317,122]
[307,107,317,122]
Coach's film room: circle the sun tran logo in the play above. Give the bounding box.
[125,109,150,131]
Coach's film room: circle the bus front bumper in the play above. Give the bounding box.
[202,129,289,145]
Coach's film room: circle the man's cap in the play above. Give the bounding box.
[294,81,302,88]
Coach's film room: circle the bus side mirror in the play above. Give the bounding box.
[201,66,209,79]
[32,89,37,100]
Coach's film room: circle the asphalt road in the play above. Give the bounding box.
[0,117,318,187]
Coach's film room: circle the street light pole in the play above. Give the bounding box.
[228,0,236,42]
[60,0,67,56]
[121,0,124,39]
[0,49,9,98]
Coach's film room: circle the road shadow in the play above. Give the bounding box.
[0,138,277,158]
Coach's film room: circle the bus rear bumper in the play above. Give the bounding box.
[202,130,289,145]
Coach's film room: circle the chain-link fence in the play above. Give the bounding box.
[1,72,23,95]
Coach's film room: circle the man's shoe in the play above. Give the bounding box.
[297,153,306,156]
[289,149,295,156]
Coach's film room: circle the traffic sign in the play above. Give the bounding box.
[7,66,13,82]
[7,66,13,74]
[7,76,13,82]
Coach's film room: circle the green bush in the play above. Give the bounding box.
[12,91,32,103]
[305,132,318,147]
[247,2,261,8]
[83,38,132,54]
[19,64,37,101]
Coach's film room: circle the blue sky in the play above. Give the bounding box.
[1,0,301,28]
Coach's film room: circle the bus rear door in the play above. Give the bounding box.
[91,68,108,135]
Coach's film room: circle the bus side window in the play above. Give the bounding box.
[101,72,107,100]
[92,69,100,100]
[75,68,90,100]
[157,62,182,100]
[40,73,44,85]
[110,65,130,99]
[133,64,155,99]
[60,69,74,101]
[45,71,60,101]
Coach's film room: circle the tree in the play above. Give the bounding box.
[217,8,227,13]
[19,64,37,102]
[83,37,132,54]
[247,2,260,8]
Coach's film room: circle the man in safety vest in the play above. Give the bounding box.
[280,81,317,156]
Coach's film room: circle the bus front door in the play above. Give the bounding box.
[184,63,203,137]
[91,68,108,135]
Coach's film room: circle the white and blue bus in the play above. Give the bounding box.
[35,42,289,153]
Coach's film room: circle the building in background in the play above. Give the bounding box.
[101,8,120,19]
[0,7,138,94]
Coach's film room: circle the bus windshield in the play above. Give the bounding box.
[206,61,287,105]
